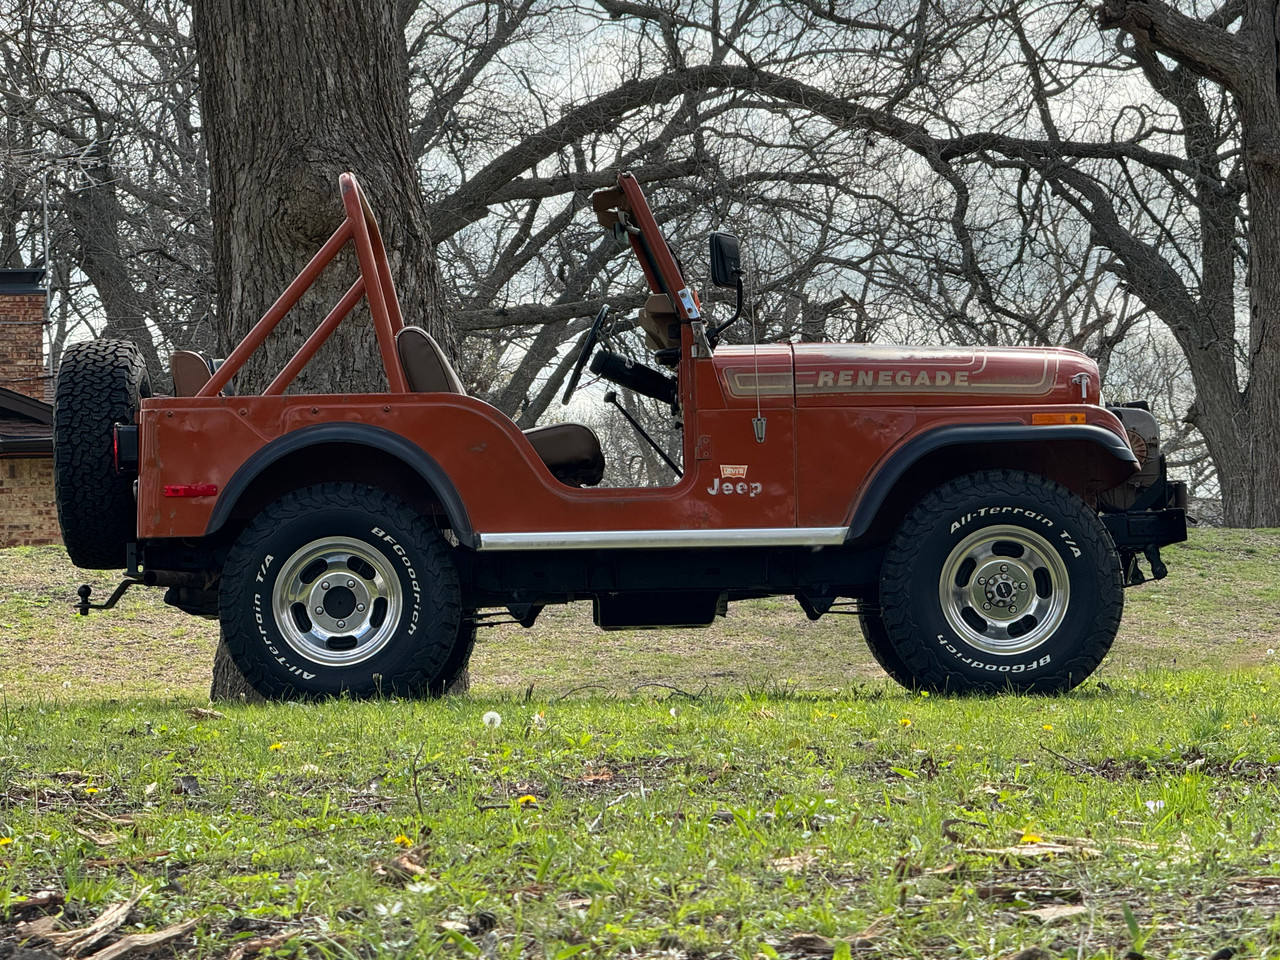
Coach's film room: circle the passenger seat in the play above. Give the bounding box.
[396,326,605,487]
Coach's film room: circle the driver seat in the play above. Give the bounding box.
[396,326,605,487]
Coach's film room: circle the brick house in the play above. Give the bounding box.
[0,268,60,547]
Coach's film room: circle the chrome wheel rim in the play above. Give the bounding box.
[271,536,401,667]
[938,524,1069,655]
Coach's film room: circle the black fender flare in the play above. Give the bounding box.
[845,423,1138,541]
[205,423,475,547]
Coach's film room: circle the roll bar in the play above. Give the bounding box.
[197,173,409,397]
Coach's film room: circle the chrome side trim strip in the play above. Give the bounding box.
[475,527,849,551]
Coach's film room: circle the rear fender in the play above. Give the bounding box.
[204,423,474,546]
[847,424,1137,543]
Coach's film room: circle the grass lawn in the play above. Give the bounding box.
[1,529,1279,958]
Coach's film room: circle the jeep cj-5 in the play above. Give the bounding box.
[55,173,1186,698]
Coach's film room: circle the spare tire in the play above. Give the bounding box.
[54,340,151,569]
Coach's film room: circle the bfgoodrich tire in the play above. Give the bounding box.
[220,482,462,700]
[53,339,151,569]
[879,470,1122,694]
[858,609,917,690]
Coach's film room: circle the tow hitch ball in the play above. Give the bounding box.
[75,578,141,616]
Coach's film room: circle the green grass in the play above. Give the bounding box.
[2,530,1280,958]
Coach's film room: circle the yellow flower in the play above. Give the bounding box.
[84,787,99,795]
[516,794,538,807]
[0,837,12,846]
[269,742,283,751]
[1020,832,1043,844]
[1042,723,1054,731]
[393,834,413,848]
[899,718,913,727]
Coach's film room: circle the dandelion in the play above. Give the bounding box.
[84,787,99,795]
[482,711,502,729]
[1019,831,1043,844]
[899,718,912,727]
[1268,649,1276,656]
[62,681,71,689]
[268,742,284,751]
[393,834,413,847]
[531,712,548,731]
[1042,723,1054,731]
[0,837,12,846]
[516,794,538,807]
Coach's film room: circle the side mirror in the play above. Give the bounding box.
[709,233,741,288]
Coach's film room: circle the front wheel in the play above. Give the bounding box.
[878,470,1122,694]
[220,482,462,700]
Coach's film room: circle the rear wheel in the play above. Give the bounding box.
[878,470,1122,694]
[220,482,461,699]
[53,340,151,569]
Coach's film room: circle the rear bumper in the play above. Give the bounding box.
[1101,507,1187,551]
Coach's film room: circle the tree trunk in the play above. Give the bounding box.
[192,0,462,699]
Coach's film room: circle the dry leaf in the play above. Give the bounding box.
[73,827,119,847]
[17,915,60,940]
[46,890,144,955]
[556,896,592,910]
[83,918,197,960]
[580,767,614,783]
[969,841,1101,861]
[769,849,825,873]
[227,930,298,960]
[185,707,225,720]
[374,847,431,885]
[81,808,135,826]
[1023,904,1089,924]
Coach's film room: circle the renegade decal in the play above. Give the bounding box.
[814,369,970,389]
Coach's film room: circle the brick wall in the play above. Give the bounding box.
[0,457,60,546]
[0,269,59,548]
[0,271,48,401]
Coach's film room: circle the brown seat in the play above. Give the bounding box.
[171,350,215,397]
[395,326,605,487]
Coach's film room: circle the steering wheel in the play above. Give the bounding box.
[561,303,611,405]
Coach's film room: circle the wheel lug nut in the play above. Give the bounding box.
[347,579,355,588]
[337,619,346,629]
[1000,564,1008,572]
[977,577,986,584]
[1010,606,1017,613]
[315,606,324,615]
[983,602,991,610]
[321,581,330,590]
[1020,581,1028,590]
[357,604,365,612]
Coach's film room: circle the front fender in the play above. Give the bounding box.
[846,423,1138,541]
